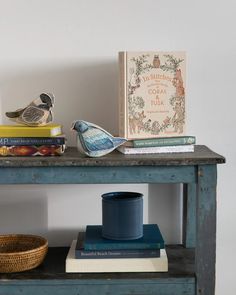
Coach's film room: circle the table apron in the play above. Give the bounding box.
[0,166,197,184]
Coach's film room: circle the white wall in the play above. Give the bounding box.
[0,1,235,294]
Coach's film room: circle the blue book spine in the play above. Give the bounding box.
[75,248,160,259]
[75,232,160,259]
[84,242,164,250]
[0,137,65,146]
[133,136,196,148]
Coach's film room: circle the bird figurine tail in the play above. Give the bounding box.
[113,137,127,147]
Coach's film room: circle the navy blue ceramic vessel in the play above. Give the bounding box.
[102,191,143,240]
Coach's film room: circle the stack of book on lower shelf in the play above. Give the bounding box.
[66,224,168,273]
[0,124,66,156]
[117,136,196,154]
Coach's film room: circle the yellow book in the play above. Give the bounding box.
[0,124,62,137]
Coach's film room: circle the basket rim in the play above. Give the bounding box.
[0,234,48,256]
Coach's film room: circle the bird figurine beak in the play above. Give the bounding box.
[71,121,76,131]
[70,121,76,131]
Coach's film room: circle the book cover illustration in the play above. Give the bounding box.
[119,52,186,139]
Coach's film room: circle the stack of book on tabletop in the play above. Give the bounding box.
[118,51,195,154]
[66,224,168,273]
[0,124,65,156]
[117,136,196,154]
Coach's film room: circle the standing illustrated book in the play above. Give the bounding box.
[66,240,168,273]
[75,232,160,259]
[119,51,186,140]
[83,224,165,250]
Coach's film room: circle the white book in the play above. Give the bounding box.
[66,240,168,273]
[117,145,194,155]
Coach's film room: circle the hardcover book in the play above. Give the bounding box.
[0,145,65,156]
[0,124,62,137]
[75,232,160,259]
[84,224,165,250]
[117,144,194,155]
[66,240,168,273]
[0,136,65,146]
[124,136,195,148]
[119,51,186,139]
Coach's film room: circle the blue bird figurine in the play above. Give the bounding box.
[71,120,127,157]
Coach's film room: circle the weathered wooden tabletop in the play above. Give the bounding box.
[0,145,225,167]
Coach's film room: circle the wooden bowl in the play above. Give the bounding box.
[0,234,48,273]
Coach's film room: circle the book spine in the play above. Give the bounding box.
[75,249,160,259]
[0,137,65,146]
[118,52,126,138]
[84,242,164,251]
[0,125,62,137]
[66,241,168,273]
[0,145,65,156]
[133,136,196,148]
[117,145,194,154]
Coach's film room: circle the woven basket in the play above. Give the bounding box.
[0,234,48,273]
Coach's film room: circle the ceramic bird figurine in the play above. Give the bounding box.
[72,120,127,157]
[5,93,55,126]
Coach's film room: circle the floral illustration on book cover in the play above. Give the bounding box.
[126,52,186,139]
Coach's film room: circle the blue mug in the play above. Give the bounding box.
[101,191,143,240]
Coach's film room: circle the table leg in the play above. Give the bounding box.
[183,183,196,248]
[196,165,217,295]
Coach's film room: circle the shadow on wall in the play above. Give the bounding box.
[0,183,149,246]
[0,193,83,246]
[0,186,86,246]
[0,59,118,146]
[148,184,182,244]
[0,189,48,237]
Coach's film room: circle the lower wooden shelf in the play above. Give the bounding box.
[0,245,196,295]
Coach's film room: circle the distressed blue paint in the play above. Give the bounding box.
[0,278,195,285]
[0,165,196,184]
[0,279,195,295]
[196,165,217,295]
[183,183,196,248]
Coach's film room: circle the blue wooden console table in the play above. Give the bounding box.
[0,145,225,295]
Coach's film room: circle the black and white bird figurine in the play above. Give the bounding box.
[5,93,55,126]
[71,120,127,157]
